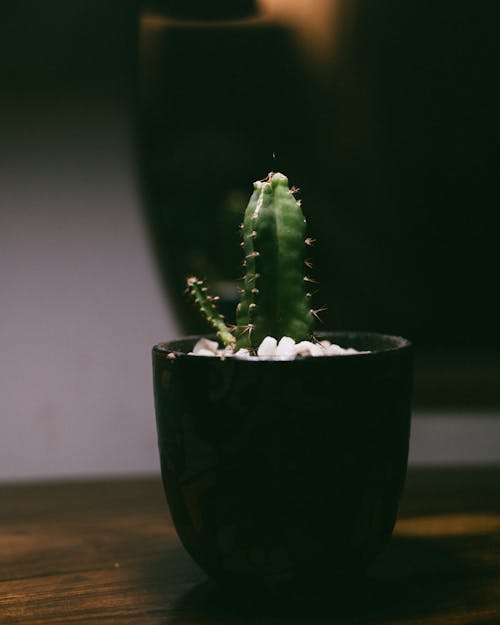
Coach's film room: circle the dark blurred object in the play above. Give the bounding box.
[145,0,256,20]
[414,350,500,409]
[137,1,321,329]
[1,1,137,102]
[347,1,500,351]
[137,0,500,356]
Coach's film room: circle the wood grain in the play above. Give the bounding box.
[1,469,499,624]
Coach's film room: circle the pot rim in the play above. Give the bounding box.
[152,330,412,361]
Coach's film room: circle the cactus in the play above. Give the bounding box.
[187,172,316,353]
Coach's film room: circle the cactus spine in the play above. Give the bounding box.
[187,172,315,353]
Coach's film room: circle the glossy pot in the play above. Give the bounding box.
[152,331,413,586]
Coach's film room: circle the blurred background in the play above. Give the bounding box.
[1,0,498,482]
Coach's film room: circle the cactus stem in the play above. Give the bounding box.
[235,172,314,350]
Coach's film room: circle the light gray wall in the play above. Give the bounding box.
[0,99,178,481]
[0,1,179,482]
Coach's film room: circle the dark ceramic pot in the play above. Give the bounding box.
[152,331,413,587]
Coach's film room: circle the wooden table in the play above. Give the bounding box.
[1,468,499,624]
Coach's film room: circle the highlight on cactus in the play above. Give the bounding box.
[186,172,359,358]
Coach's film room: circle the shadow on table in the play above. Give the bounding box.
[148,533,498,624]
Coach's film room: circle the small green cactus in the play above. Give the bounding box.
[187,172,318,353]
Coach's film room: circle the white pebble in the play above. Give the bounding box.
[326,343,345,355]
[309,343,325,356]
[294,341,315,356]
[195,348,217,356]
[189,335,366,359]
[192,338,219,354]
[276,336,296,357]
[235,348,251,358]
[257,336,277,357]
